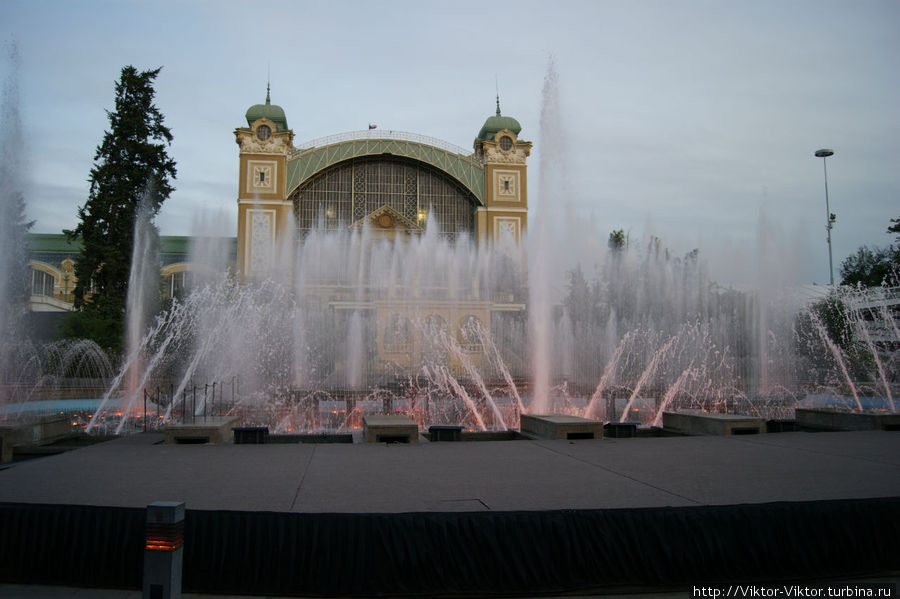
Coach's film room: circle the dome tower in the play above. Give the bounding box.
[474,96,532,245]
[234,86,295,278]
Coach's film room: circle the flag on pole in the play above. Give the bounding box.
[368,123,377,130]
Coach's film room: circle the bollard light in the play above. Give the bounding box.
[143,501,185,599]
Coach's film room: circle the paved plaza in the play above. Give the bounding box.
[1,430,898,512]
[1,430,898,597]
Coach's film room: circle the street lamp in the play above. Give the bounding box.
[815,148,836,285]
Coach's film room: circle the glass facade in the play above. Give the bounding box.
[292,156,478,240]
[162,270,192,300]
[31,268,55,297]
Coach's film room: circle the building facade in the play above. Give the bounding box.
[235,90,531,277]
[232,91,532,382]
[25,94,532,384]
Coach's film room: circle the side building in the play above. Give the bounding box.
[24,234,237,338]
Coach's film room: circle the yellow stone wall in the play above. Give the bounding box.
[234,117,294,278]
[476,129,531,245]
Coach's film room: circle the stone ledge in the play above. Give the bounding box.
[163,416,241,445]
[0,416,71,463]
[520,414,604,440]
[663,410,766,436]
[363,414,419,443]
[795,408,900,432]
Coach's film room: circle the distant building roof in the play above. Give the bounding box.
[27,233,83,253]
[27,233,238,265]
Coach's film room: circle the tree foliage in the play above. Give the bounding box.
[62,66,176,354]
[888,217,900,241]
[839,217,900,288]
[839,246,897,287]
[795,294,877,381]
[608,229,626,251]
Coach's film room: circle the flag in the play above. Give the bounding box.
[368,123,377,130]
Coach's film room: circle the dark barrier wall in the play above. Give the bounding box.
[1,498,899,596]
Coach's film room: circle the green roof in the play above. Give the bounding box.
[159,236,190,255]
[27,233,83,253]
[287,137,485,204]
[159,236,237,256]
[27,234,236,258]
[476,97,522,141]
[245,85,289,131]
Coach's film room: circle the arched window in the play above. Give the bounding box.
[293,156,477,240]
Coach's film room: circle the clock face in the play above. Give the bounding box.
[257,125,271,141]
[499,135,513,151]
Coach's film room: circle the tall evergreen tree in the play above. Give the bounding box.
[63,66,176,353]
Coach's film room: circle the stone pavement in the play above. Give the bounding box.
[0,430,897,512]
[1,430,898,598]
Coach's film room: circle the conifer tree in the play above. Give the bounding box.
[63,66,176,353]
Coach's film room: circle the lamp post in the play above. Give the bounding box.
[815,148,836,286]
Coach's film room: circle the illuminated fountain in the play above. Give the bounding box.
[2,51,894,435]
[83,201,898,435]
[81,61,898,435]
[0,45,116,435]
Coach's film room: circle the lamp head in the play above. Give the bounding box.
[815,149,834,158]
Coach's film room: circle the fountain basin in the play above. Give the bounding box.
[663,410,766,436]
[520,414,603,440]
[795,408,900,432]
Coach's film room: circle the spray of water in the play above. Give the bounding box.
[8,55,898,432]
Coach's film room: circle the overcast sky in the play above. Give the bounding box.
[2,0,898,286]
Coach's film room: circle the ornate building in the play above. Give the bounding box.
[234,89,531,277]
[231,90,533,383]
[25,93,533,384]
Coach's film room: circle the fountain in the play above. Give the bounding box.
[5,55,899,438]
[0,45,115,460]
[80,199,898,436]
[0,41,30,392]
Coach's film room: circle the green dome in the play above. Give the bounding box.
[477,96,521,141]
[245,85,289,130]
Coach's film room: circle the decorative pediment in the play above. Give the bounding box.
[351,204,422,232]
[234,118,294,155]
[483,129,532,165]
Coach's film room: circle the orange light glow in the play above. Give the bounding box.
[145,522,184,552]
[145,537,183,551]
